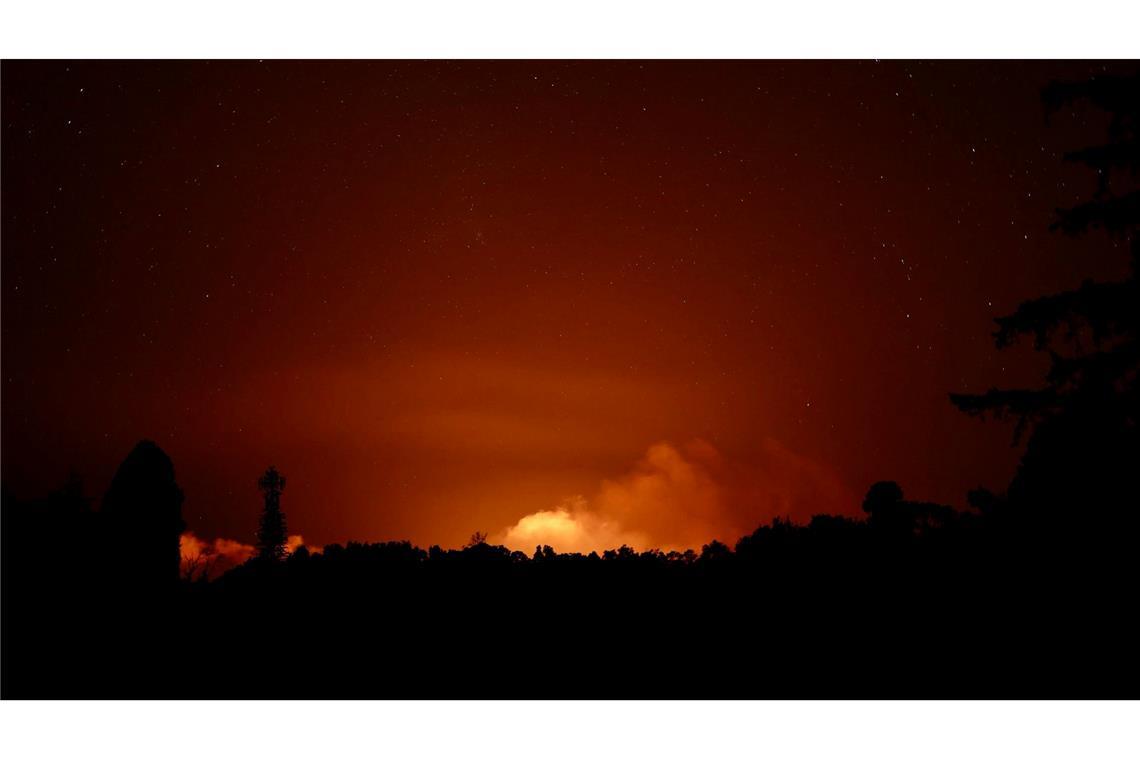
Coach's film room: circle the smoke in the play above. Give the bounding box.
[496,496,650,555]
[495,438,856,553]
[179,531,313,577]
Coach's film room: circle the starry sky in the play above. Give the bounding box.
[3,60,1135,551]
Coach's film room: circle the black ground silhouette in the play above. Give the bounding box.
[2,457,1137,697]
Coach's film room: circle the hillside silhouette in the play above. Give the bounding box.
[2,72,1138,698]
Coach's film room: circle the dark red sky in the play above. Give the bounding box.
[3,61,1134,551]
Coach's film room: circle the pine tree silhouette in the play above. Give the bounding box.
[950,73,1140,541]
[256,466,288,562]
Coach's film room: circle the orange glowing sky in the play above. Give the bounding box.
[3,61,1133,552]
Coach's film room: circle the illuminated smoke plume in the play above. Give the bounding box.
[495,439,856,553]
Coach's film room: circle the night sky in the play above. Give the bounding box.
[3,60,1134,552]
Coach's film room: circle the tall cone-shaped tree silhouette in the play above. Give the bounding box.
[102,440,186,588]
[951,73,1140,534]
[256,466,288,562]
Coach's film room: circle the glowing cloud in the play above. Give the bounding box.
[180,531,314,577]
[495,438,857,553]
[495,496,649,554]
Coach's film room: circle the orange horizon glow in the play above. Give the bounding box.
[5,61,1129,553]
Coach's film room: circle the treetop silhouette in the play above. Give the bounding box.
[101,439,186,587]
[256,466,288,562]
[950,73,1140,539]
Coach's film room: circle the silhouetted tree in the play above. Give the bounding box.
[951,74,1140,541]
[699,539,732,562]
[101,440,186,588]
[182,544,217,584]
[862,481,956,539]
[862,480,913,536]
[863,480,903,518]
[256,466,288,562]
[460,537,512,561]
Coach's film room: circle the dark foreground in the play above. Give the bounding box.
[4,526,1137,698]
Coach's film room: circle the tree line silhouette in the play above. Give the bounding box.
[2,72,1137,698]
